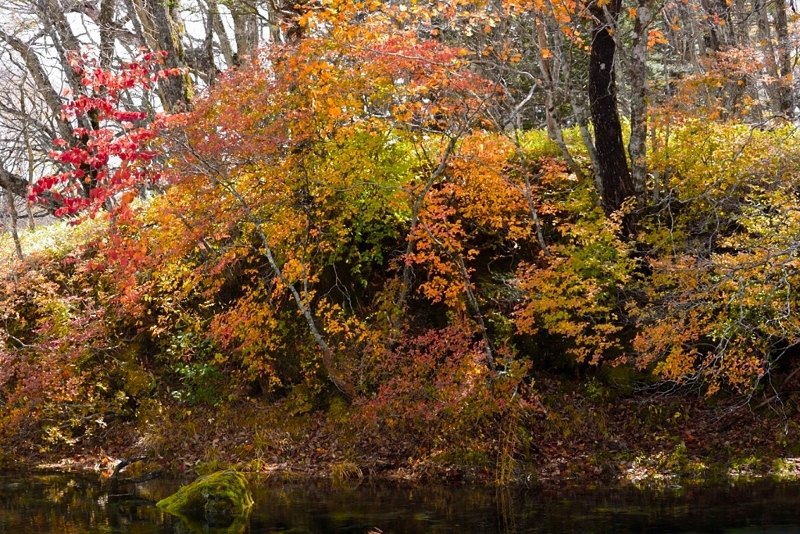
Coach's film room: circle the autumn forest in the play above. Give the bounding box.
[1,0,800,483]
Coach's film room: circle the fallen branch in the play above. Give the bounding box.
[108,456,163,485]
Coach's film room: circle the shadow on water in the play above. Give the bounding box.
[4,471,800,533]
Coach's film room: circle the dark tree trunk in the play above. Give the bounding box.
[588,0,635,229]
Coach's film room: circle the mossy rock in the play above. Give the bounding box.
[156,470,253,526]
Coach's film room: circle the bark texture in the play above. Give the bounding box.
[588,0,634,224]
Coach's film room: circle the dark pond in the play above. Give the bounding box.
[3,471,800,533]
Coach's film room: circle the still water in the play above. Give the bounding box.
[2,471,800,533]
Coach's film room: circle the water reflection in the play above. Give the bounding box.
[3,471,800,533]
[0,472,175,533]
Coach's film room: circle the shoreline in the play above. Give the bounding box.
[10,437,800,491]
[3,377,800,491]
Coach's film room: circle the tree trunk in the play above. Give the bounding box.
[0,29,74,140]
[755,0,784,114]
[536,16,584,180]
[1,165,62,214]
[206,0,235,68]
[121,0,149,47]
[539,0,602,196]
[773,0,792,113]
[588,0,635,227]
[150,1,192,111]
[231,1,260,62]
[37,0,85,95]
[98,0,117,68]
[701,0,736,51]
[0,166,33,199]
[3,184,23,260]
[628,0,654,201]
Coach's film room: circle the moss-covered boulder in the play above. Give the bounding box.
[156,470,253,526]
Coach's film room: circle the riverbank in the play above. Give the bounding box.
[5,379,800,490]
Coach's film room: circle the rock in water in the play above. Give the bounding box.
[156,469,253,525]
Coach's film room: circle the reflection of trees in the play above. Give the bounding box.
[7,473,800,533]
[172,513,249,534]
[0,474,174,534]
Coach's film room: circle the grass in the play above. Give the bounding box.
[0,216,107,272]
[331,461,363,483]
